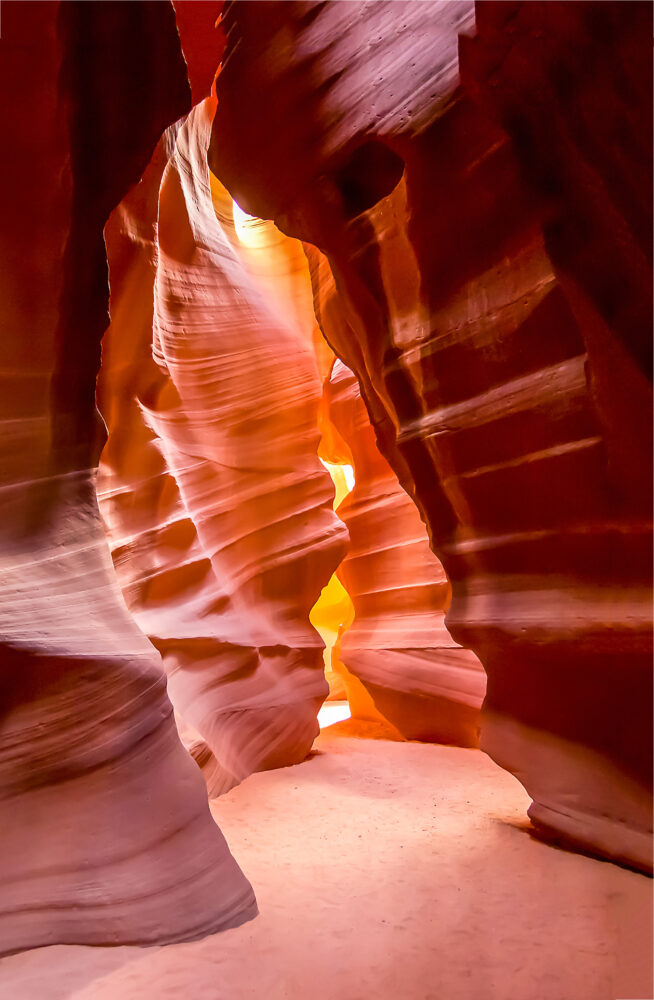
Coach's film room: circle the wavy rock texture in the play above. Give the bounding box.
[0,1,256,957]
[210,0,653,869]
[325,360,486,745]
[97,97,347,797]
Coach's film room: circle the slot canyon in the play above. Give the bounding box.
[0,1,651,998]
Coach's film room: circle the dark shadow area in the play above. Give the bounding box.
[500,817,654,877]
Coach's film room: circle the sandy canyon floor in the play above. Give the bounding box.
[1,718,652,1000]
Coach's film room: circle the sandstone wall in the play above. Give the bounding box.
[209,0,653,870]
[324,359,486,746]
[97,98,347,796]
[0,2,256,955]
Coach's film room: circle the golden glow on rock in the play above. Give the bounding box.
[214,173,360,731]
[310,572,354,653]
[309,455,356,702]
[231,199,259,244]
[210,176,330,368]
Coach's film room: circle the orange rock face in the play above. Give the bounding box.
[0,2,255,955]
[97,98,347,795]
[210,0,653,870]
[325,360,486,746]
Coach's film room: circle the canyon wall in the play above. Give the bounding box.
[0,2,256,955]
[324,359,486,745]
[1,4,650,969]
[210,0,653,870]
[97,97,347,796]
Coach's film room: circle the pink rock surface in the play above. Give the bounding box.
[97,97,347,796]
[2,725,651,1000]
[210,0,653,869]
[0,1,255,955]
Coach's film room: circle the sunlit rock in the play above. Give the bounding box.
[97,97,347,796]
[325,360,486,746]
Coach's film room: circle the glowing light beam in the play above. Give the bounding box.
[232,199,258,244]
[317,701,352,729]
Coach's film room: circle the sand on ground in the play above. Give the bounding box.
[0,718,651,1000]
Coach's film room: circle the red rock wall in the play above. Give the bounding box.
[324,356,486,746]
[210,0,653,870]
[172,0,225,105]
[97,98,347,796]
[0,1,255,955]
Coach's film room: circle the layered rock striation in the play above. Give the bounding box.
[325,359,486,745]
[210,0,653,870]
[0,1,255,955]
[97,97,347,796]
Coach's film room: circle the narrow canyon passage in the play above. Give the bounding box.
[0,1,651,995]
[1,720,651,1000]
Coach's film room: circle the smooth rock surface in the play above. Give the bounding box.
[98,97,347,796]
[209,0,653,869]
[325,359,486,745]
[1,723,651,1000]
[0,1,256,955]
